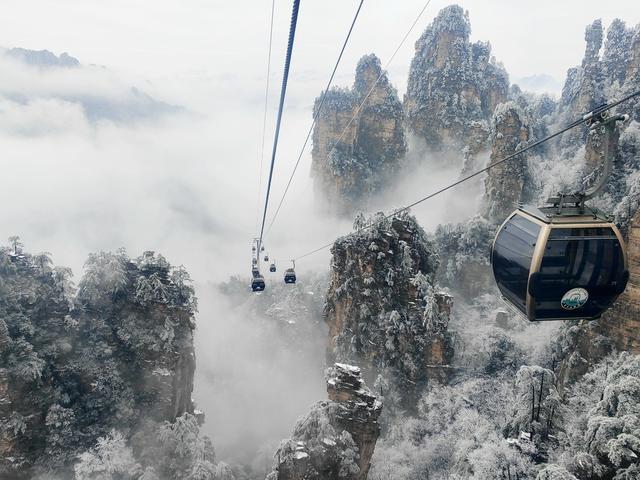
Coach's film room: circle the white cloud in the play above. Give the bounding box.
[0,97,89,135]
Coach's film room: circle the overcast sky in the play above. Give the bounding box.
[2,1,639,94]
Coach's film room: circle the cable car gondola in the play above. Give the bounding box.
[491,112,629,321]
[492,205,628,321]
[284,268,296,284]
[284,260,296,284]
[270,263,277,273]
[264,254,269,262]
[251,274,265,292]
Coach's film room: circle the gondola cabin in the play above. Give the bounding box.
[284,268,296,284]
[491,205,628,321]
[269,263,277,273]
[251,275,265,292]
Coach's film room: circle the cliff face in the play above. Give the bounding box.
[70,250,197,427]
[433,215,494,298]
[561,21,606,121]
[598,209,640,353]
[324,212,453,411]
[404,5,508,154]
[267,363,382,480]
[0,243,224,479]
[0,246,73,477]
[482,101,531,222]
[548,19,640,386]
[311,54,406,215]
[559,19,640,151]
[554,208,640,386]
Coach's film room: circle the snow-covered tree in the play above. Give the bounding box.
[74,430,140,480]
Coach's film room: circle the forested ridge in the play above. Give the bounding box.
[0,239,232,479]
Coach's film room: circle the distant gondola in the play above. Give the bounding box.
[251,274,265,292]
[270,263,277,273]
[284,268,296,284]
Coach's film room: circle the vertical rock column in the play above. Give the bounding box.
[310,54,405,216]
[600,209,640,352]
[267,363,382,480]
[324,213,453,411]
[403,5,508,153]
[482,101,530,223]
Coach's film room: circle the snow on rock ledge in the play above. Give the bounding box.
[266,363,383,480]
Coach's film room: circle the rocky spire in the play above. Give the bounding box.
[266,363,383,480]
[559,19,640,150]
[403,4,508,153]
[324,212,453,412]
[582,19,603,68]
[482,101,531,222]
[602,19,633,85]
[310,54,406,216]
[0,246,213,479]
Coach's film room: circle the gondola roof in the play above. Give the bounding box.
[517,204,613,225]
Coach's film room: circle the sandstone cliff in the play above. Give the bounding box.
[266,363,382,480]
[0,242,226,479]
[311,54,406,215]
[433,215,494,299]
[482,101,532,222]
[324,212,453,411]
[404,5,508,154]
[547,19,640,386]
[555,207,640,387]
[558,19,640,152]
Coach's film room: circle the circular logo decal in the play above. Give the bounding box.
[561,288,589,310]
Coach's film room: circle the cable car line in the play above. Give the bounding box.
[266,0,433,236]
[254,0,277,234]
[292,88,640,262]
[265,0,366,236]
[256,0,301,259]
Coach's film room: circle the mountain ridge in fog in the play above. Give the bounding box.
[1,46,184,124]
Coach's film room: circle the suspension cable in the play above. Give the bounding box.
[254,0,276,234]
[265,0,366,235]
[292,89,640,261]
[257,0,301,256]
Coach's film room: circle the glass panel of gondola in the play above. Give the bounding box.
[532,227,625,320]
[492,215,541,314]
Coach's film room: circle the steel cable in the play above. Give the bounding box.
[293,89,640,261]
